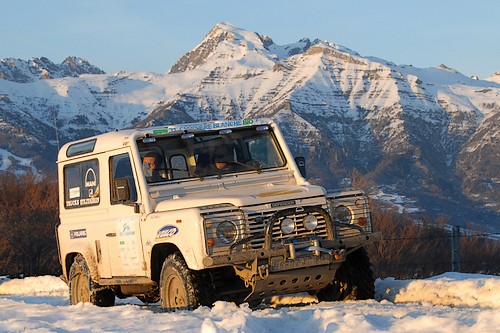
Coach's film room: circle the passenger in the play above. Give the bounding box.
[213,144,238,173]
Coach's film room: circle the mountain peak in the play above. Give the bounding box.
[213,21,239,33]
[61,56,105,76]
[0,56,104,83]
[437,64,458,73]
[168,23,328,74]
[485,71,500,84]
[168,22,274,74]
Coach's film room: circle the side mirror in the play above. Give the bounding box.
[294,157,306,178]
[114,178,131,202]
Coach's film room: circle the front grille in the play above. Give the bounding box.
[245,206,330,249]
[201,192,372,257]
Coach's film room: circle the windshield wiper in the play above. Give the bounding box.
[227,161,262,174]
[188,172,205,181]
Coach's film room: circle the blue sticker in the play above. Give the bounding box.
[70,229,87,239]
[156,226,178,240]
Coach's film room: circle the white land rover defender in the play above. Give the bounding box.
[56,118,382,308]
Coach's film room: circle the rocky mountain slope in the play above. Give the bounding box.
[0,23,498,231]
[0,56,104,82]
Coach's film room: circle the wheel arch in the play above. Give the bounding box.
[150,243,181,283]
[64,252,78,279]
[64,251,99,282]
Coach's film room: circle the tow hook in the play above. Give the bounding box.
[332,249,345,260]
[258,264,269,279]
[306,246,345,260]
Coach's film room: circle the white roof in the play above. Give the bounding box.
[57,118,274,162]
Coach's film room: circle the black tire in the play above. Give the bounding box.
[317,247,375,302]
[159,253,209,309]
[68,254,115,307]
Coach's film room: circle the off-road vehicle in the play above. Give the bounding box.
[56,118,382,308]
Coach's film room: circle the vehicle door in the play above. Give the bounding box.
[106,151,146,277]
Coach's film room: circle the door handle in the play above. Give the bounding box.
[106,232,116,237]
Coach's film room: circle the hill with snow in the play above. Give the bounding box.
[0,56,104,82]
[486,72,500,84]
[0,273,499,332]
[0,22,498,231]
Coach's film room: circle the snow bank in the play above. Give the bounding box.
[376,272,500,309]
[0,275,68,297]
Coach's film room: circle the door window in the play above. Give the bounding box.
[110,154,138,203]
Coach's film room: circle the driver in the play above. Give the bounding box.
[142,152,167,182]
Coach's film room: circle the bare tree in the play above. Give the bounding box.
[0,172,59,276]
[368,206,500,279]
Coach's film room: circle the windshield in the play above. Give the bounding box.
[137,125,286,183]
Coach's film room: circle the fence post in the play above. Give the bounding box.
[451,225,461,272]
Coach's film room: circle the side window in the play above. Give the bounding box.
[64,159,100,209]
[110,154,138,204]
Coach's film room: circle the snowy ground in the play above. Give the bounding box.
[0,273,499,332]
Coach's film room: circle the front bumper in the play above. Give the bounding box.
[203,231,382,301]
[203,231,382,268]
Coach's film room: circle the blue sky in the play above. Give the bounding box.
[2,0,499,79]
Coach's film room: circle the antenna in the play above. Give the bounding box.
[53,113,60,151]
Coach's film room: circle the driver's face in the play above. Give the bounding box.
[143,156,158,171]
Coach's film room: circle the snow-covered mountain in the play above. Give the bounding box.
[0,22,498,230]
[486,72,500,84]
[0,56,104,82]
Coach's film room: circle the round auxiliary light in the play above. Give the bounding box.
[280,218,295,234]
[333,205,353,224]
[216,221,238,244]
[303,214,319,231]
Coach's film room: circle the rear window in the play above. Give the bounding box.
[66,139,96,157]
[63,159,100,209]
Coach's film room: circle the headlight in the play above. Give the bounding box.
[303,214,318,231]
[280,217,295,234]
[216,221,237,244]
[333,205,353,224]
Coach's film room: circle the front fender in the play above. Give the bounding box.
[143,209,206,271]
